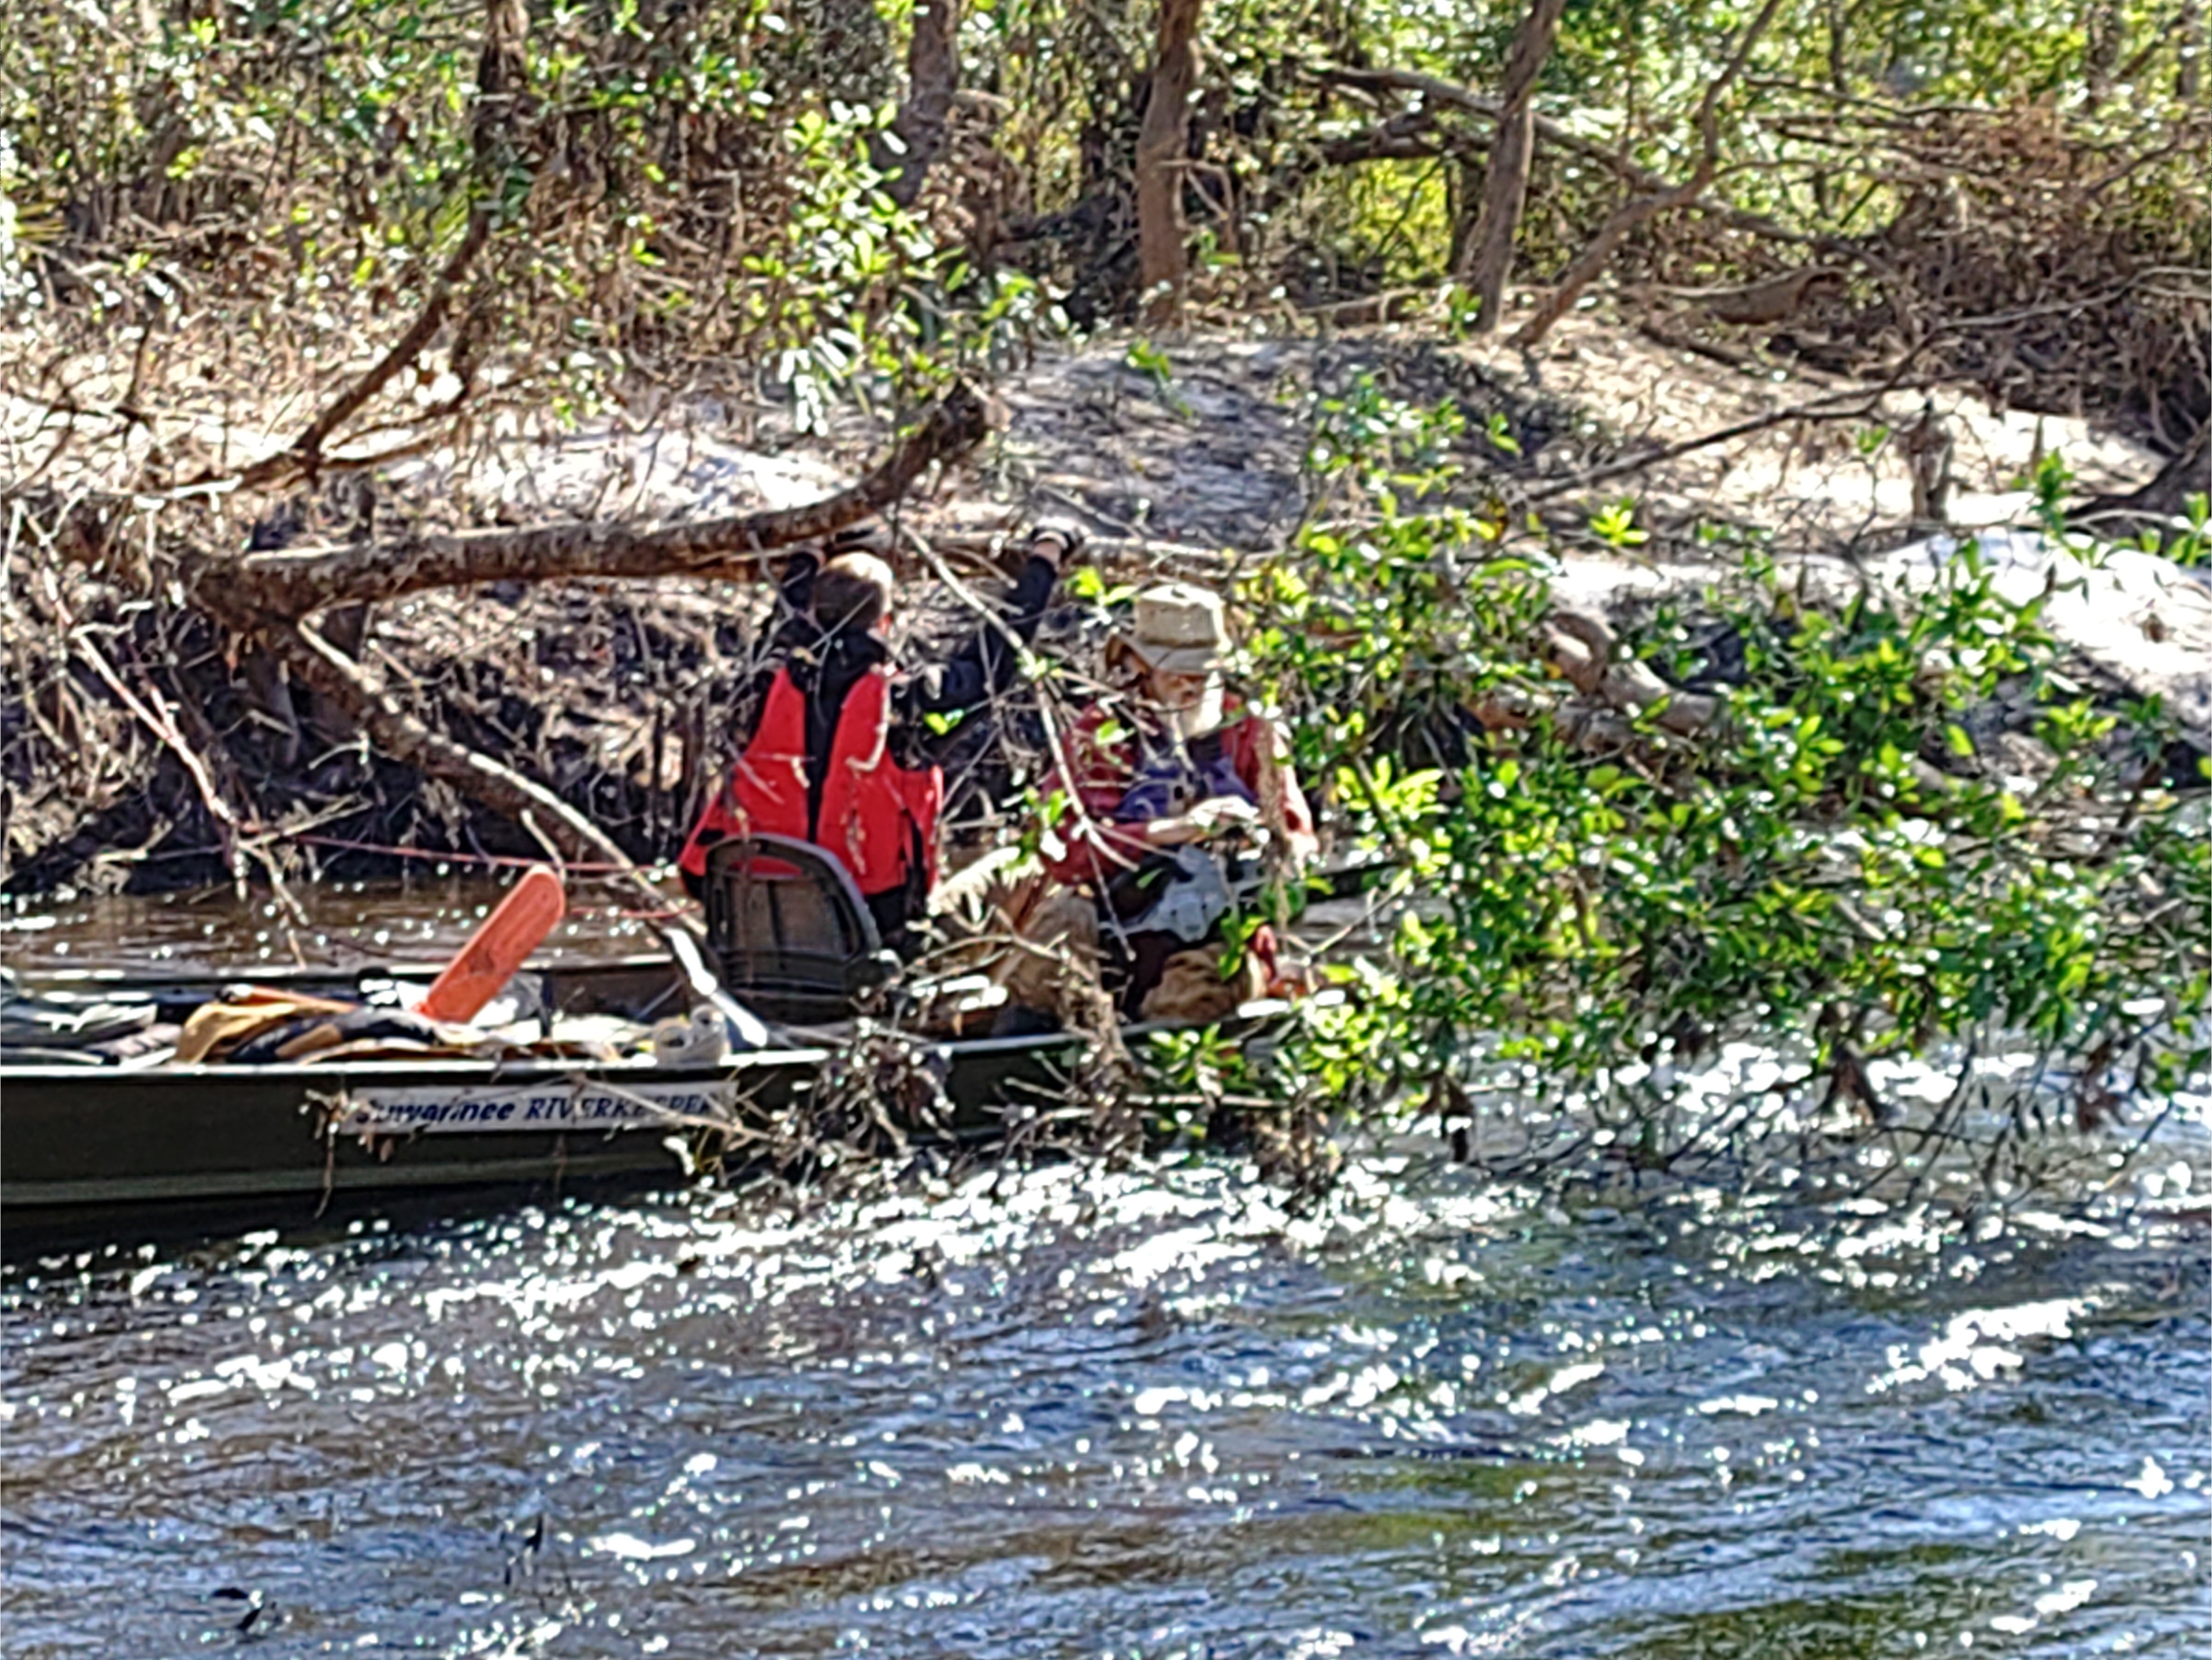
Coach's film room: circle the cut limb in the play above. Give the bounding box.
[204,382,993,624]
[1458,0,1567,332]
[1136,0,1206,325]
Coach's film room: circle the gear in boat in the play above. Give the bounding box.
[0,839,1061,1071]
[0,967,162,1065]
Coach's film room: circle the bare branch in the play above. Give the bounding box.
[272,611,662,898]
[229,0,528,491]
[232,216,493,491]
[1525,382,1888,502]
[1511,0,1792,347]
[69,628,248,885]
[1320,57,1872,270]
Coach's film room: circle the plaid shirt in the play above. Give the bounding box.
[1043,703,1316,885]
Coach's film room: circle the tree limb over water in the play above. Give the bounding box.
[218,384,991,623]
[18,381,992,882]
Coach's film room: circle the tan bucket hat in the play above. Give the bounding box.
[1123,582,1232,675]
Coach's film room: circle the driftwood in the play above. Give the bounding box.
[1543,610,1721,736]
[1450,607,1723,757]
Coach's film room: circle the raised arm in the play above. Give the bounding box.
[894,525,1080,755]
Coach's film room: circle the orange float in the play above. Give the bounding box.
[413,865,567,1025]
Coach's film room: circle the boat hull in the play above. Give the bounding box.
[0,1031,1082,1248]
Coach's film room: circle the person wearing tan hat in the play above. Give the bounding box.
[1000,580,1317,1024]
[679,520,1081,953]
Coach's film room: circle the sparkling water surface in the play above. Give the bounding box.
[4,1157,2205,1659]
[4,886,2207,1656]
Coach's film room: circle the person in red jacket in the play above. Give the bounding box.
[1010,582,1317,1021]
[679,522,1077,954]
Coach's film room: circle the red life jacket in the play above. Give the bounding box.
[678,666,942,897]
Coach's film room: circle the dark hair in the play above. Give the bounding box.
[812,552,893,634]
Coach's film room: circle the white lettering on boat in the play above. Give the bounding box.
[337,1079,735,1136]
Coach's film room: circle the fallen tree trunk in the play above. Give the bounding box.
[17,517,676,884]
[180,383,990,626]
[21,382,994,888]
[272,615,642,874]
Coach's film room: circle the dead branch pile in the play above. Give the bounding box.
[0,488,1064,898]
[1590,105,2210,442]
[1,500,770,896]
[1857,107,2208,442]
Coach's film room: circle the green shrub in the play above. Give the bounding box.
[1235,383,2207,1184]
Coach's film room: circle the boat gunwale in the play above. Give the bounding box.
[0,1025,1090,1088]
[11,950,684,991]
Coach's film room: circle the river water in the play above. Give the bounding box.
[3,1158,2206,1658]
[3,889,2209,1657]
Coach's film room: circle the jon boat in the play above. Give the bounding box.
[0,837,1316,1245]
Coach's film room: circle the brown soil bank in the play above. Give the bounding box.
[3,320,2204,902]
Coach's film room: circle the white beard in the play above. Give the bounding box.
[1163,680,1226,741]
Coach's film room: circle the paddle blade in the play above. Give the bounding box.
[413,866,567,1025]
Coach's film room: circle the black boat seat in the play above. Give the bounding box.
[701,834,898,1022]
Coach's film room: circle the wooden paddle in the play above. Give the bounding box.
[414,865,568,1025]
